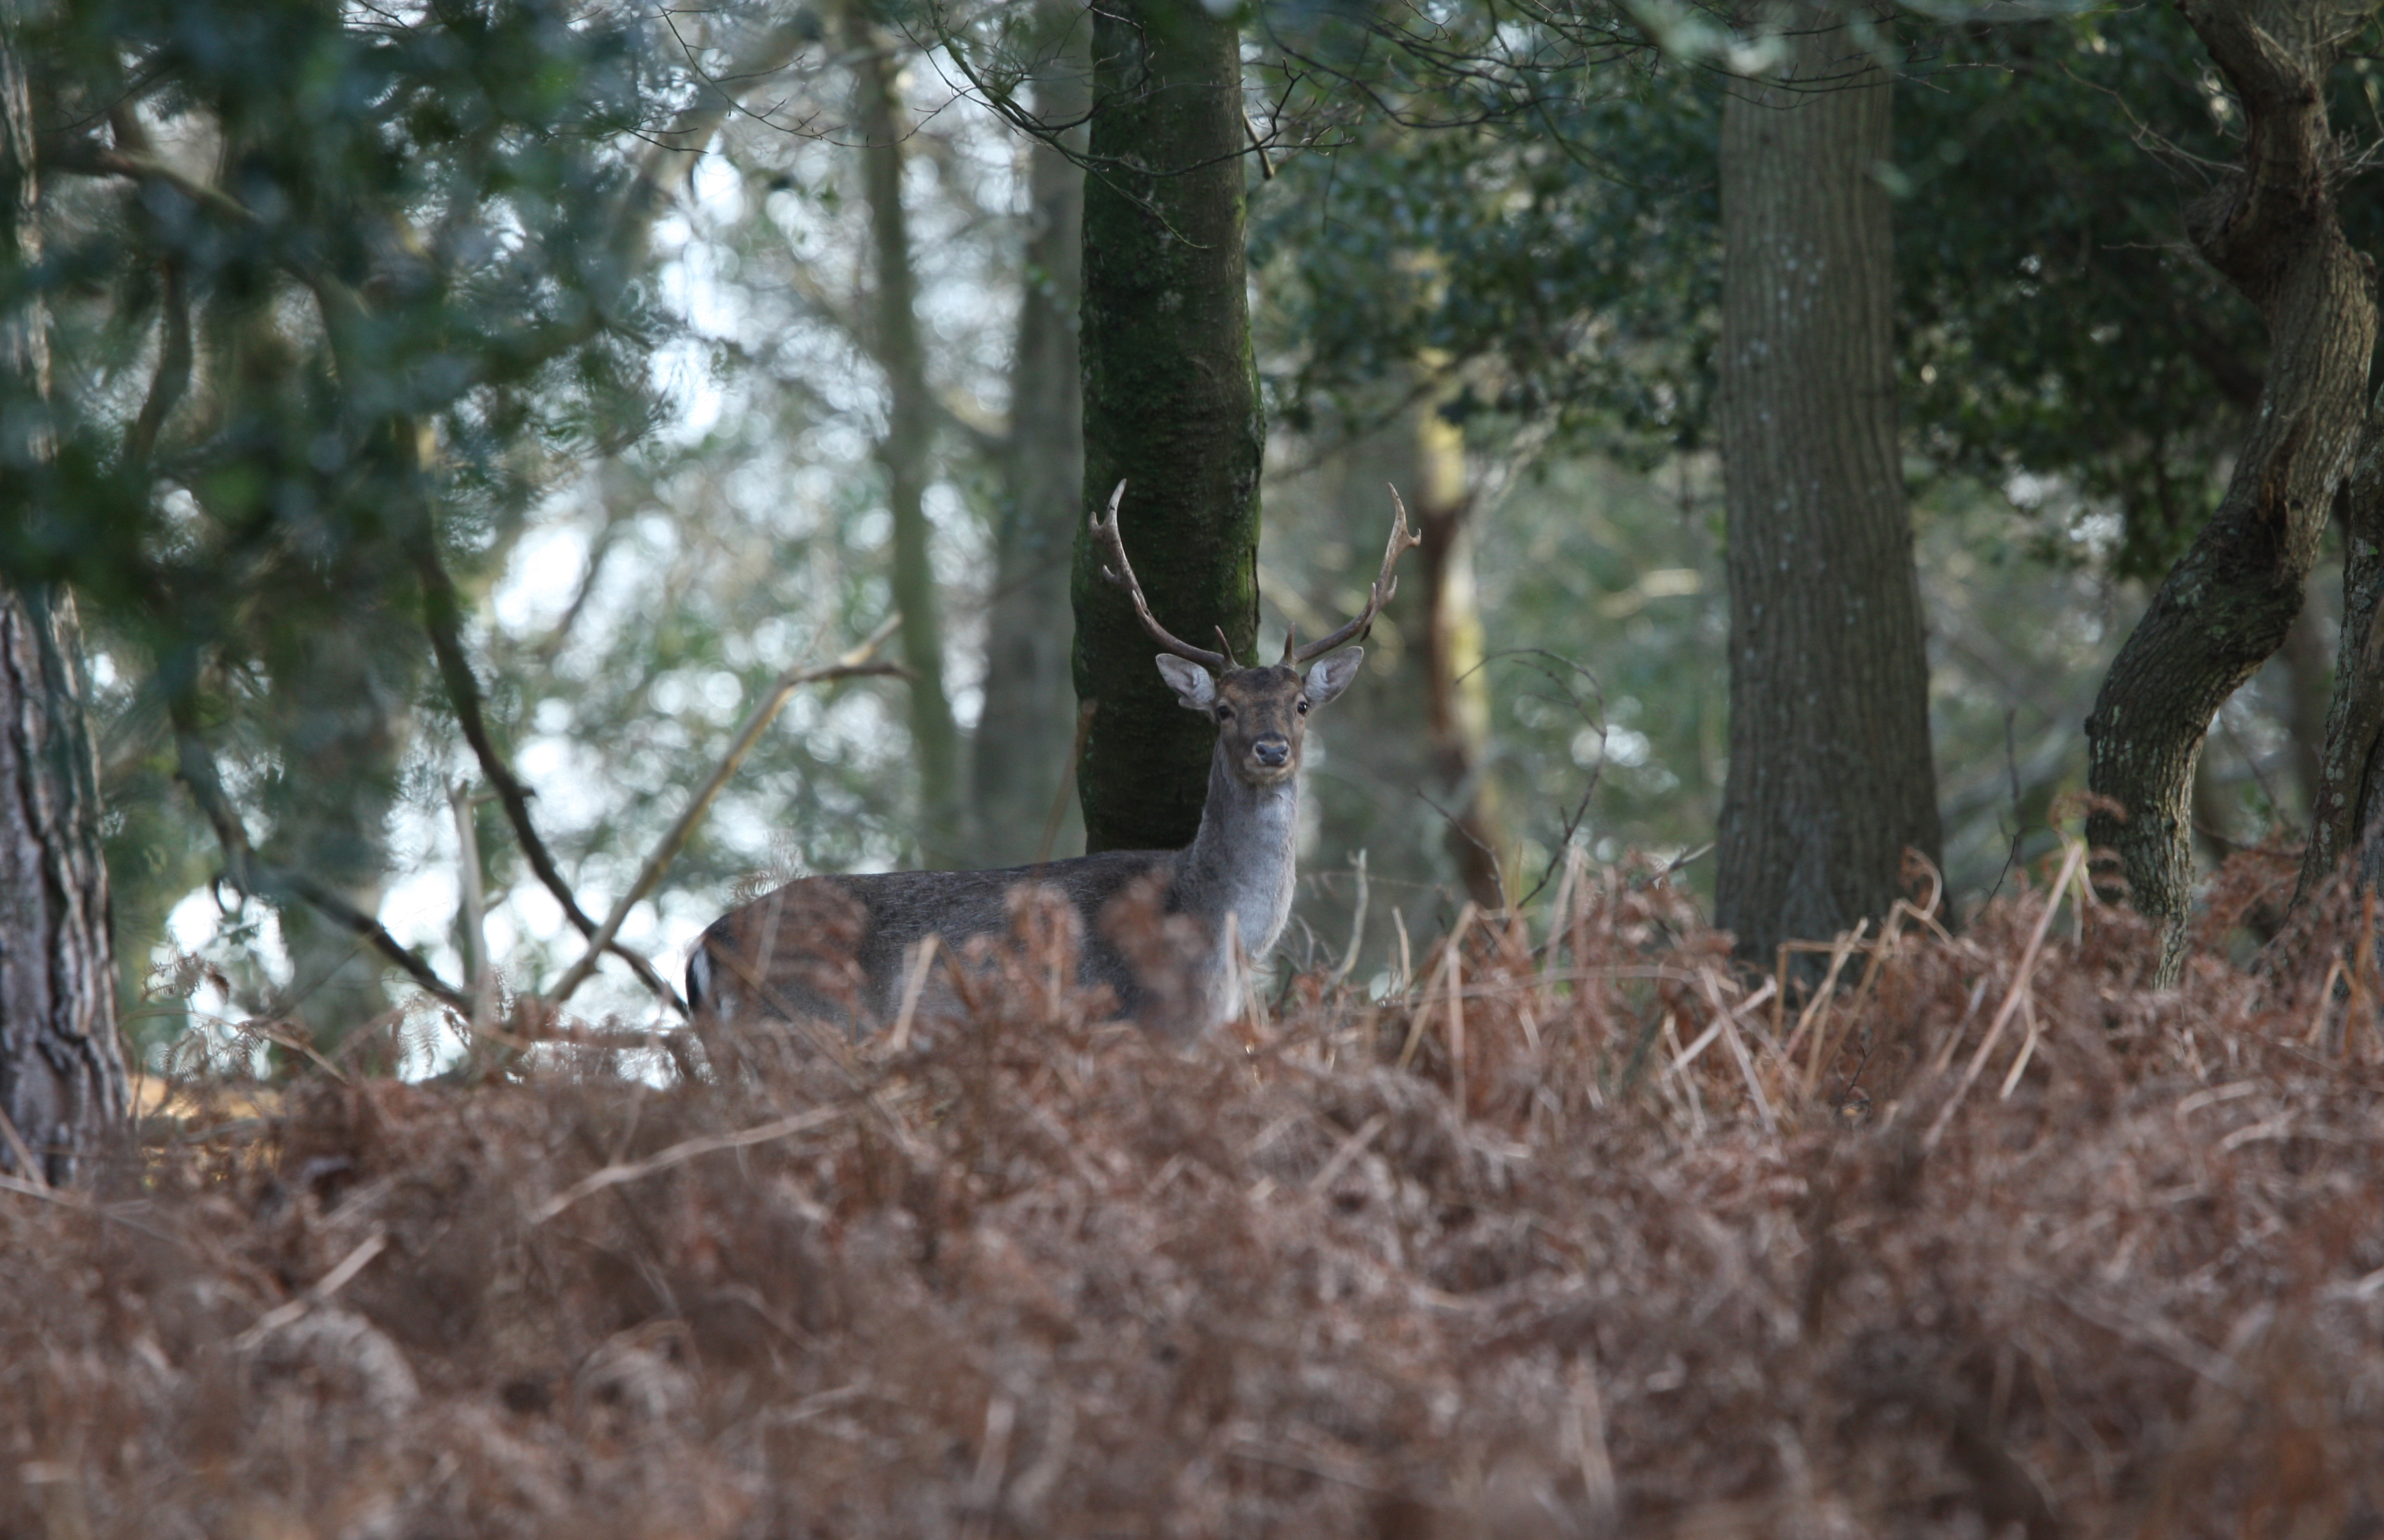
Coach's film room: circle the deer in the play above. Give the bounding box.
[684,481,1419,1041]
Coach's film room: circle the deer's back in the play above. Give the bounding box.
[687,849,1185,1029]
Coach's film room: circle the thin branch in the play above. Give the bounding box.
[546,618,908,1007]
[415,534,689,1015]
[109,107,191,462]
[615,15,817,265]
[171,720,472,1014]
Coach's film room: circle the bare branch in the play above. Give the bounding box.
[415,534,690,1015]
[546,619,908,1008]
[171,721,472,1015]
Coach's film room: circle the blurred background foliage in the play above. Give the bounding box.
[0,0,2361,1068]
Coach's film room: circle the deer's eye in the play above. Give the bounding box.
[1296,700,1310,715]
[1215,706,1233,722]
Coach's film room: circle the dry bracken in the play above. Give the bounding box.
[5,844,2383,1538]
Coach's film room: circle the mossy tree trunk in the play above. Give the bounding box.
[1715,8,1941,964]
[1073,0,1261,854]
[2088,0,2378,981]
[1,8,126,1182]
[848,0,966,867]
[973,2,1088,866]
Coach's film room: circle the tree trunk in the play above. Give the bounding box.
[2088,0,2377,981]
[847,1,966,867]
[2279,572,2334,825]
[2296,420,2384,906]
[1714,10,1941,964]
[0,588,125,1184]
[1410,404,1505,911]
[1,10,127,1182]
[973,4,1088,866]
[1073,0,1262,854]
[253,573,405,1052]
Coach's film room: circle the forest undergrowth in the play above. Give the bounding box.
[5,837,2383,1539]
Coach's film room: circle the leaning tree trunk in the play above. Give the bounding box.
[973,3,1088,866]
[0,7,127,1183]
[1073,0,1262,854]
[1714,8,1941,964]
[848,0,967,867]
[2087,0,2377,982]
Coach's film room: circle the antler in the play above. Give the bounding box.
[1292,487,1422,664]
[1089,480,1227,672]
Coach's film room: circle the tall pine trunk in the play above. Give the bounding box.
[1715,10,1941,963]
[847,1,966,866]
[2091,0,2376,980]
[973,6,1087,866]
[1073,0,1261,854]
[1,7,125,1182]
[0,589,127,1183]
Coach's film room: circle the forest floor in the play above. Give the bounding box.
[5,840,2383,1539]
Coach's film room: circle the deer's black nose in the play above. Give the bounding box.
[1254,736,1290,768]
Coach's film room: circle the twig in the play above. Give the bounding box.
[417,535,689,1015]
[1329,850,1370,991]
[1397,904,1476,1070]
[449,782,494,1039]
[1925,839,2088,1151]
[886,936,940,1053]
[1780,919,1867,1063]
[173,721,472,1014]
[547,619,906,1007]
[0,1170,86,1208]
[1305,1112,1389,1194]
[1998,992,2042,1100]
[0,1103,48,1186]
[530,1105,851,1224]
[231,1230,389,1351]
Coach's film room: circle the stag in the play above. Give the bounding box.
[687,482,1417,1040]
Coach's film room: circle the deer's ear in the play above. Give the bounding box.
[1304,648,1363,708]
[1155,654,1217,710]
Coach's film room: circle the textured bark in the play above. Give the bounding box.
[0,588,125,1185]
[848,1,966,866]
[1073,0,1262,854]
[973,5,1088,865]
[2296,418,2384,904]
[2088,0,2378,980]
[1715,12,1941,963]
[2280,576,2334,822]
[1,11,126,1182]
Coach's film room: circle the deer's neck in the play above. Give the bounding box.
[1176,746,1300,962]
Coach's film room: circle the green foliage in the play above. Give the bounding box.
[1253,7,2384,578]
[1897,11,2258,579]
[1251,57,1718,464]
[1,0,684,1047]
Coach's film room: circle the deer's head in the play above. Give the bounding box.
[1091,482,1418,790]
[1154,655,1361,787]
